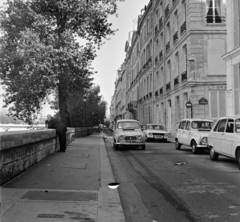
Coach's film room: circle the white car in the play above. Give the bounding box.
[113,119,145,150]
[142,124,168,142]
[175,118,215,154]
[208,116,240,169]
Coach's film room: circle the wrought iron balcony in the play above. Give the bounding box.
[159,17,163,29]
[165,4,170,17]
[160,87,163,95]
[174,76,179,86]
[173,31,178,43]
[180,21,186,35]
[166,41,170,53]
[166,82,171,91]
[181,70,187,82]
[159,50,163,61]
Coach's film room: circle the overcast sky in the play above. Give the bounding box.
[0,0,150,116]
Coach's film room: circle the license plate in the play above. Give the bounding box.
[154,135,163,138]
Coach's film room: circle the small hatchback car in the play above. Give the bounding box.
[143,124,168,142]
[113,119,145,150]
[208,116,240,169]
[175,118,214,154]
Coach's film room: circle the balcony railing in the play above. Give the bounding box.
[166,41,170,53]
[159,17,163,29]
[173,31,178,43]
[166,82,171,91]
[180,21,186,35]
[174,76,179,86]
[160,87,163,95]
[181,70,187,82]
[165,4,170,17]
[159,50,163,61]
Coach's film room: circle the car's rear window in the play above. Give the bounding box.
[236,119,240,133]
[147,125,165,130]
[191,121,214,130]
[117,122,140,129]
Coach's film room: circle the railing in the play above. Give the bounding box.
[159,17,163,29]
[166,41,170,53]
[181,70,187,82]
[173,31,178,43]
[159,50,163,61]
[180,21,186,35]
[160,87,163,95]
[165,4,170,17]
[166,82,171,91]
[206,15,226,24]
[174,76,179,86]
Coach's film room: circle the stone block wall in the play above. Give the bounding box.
[0,129,74,185]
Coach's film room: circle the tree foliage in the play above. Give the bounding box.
[0,0,123,124]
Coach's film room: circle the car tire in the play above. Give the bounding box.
[209,147,219,160]
[191,141,198,154]
[175,140,181,150]
[142,145,146,150]
[237,149,240,170]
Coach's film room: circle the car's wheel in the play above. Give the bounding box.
[236,149,240,170]
[191,141,198,154]
[209,147,219,160]
[141,145,146,150]
[175,140,181,150]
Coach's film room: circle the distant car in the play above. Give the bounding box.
[113,119,145,150]
[142,124,168,142]
[175,118,215,154]
[208,116,240,169]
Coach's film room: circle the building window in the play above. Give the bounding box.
[175,96,180,121]
[209,90,226,119]
[233,63,240,114]
[206,0,226,23]
[233,0,240,48]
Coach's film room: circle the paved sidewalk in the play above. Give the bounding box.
[1,133,126,222]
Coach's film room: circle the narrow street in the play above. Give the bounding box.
[103,129,240,222]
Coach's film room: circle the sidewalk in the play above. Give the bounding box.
[1,133,126,222]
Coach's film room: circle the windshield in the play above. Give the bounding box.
[191,121,214,130]
[117,122,140,129]
[147,125,165,130]
[236,119,240,133]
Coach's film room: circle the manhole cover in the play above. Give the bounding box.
[37,214,64,218]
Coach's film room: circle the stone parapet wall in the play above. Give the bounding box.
[75,127,95,138]
[0,128,75,185]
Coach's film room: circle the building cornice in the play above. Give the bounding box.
[222,46,240,61]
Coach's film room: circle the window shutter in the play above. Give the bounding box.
[234,63,240,114]
[233,0,239,48]
[219,91,226,117]
[210,91,218,118]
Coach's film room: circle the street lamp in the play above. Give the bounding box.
[185,99,193,118]
[83,97,87,127]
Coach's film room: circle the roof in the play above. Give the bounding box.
[180,118,214,122]
[116,119,139,123]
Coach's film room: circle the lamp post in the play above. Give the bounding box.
[185,99,193,118]
[83,97,87,127]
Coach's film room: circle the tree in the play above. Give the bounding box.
[0,0,123,124]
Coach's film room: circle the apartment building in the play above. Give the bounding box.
[222,0,240,116]
[111,0,227,136]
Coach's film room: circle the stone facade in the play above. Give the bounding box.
[222,0,240,116]
[111,0,228,135]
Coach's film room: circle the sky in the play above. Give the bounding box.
[0,0,150,116]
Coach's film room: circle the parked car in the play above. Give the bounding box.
[142,124,168,142]
[113,119,145,150]
[175,118,215,154]
[208,116,240,169]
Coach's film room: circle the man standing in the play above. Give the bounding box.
[45,114,67,152]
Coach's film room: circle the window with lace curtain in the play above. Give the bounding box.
[206,0,226,23]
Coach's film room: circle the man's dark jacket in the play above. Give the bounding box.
[46,118,66,133]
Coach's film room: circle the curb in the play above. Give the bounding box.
[98,136,126,222]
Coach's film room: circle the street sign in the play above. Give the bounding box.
[199,97,208,105]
